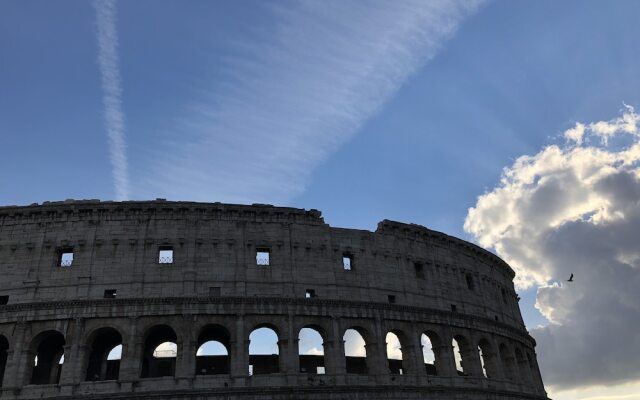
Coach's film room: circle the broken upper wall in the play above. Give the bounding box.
[0,200,524,328]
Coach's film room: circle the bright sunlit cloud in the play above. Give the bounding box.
[465,106,640,390]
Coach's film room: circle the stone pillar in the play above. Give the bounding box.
[176,338,196,381]
[482,342,503,380]
[460,346,484,377]
[59,343,79,384]
[278,337,298,379]
[230,315,248,380]
[118,318,140,383]
[324,318,345,383]
[368,318,388,378]
[176,316,196,381]
[75,345,90,382]
[517,356,532,385]
[2,323,28,390]
[408,334,425,377]
[433,344,456,377]
[281,314,299,380]
[530,356,547,395]
[58,343,78,396]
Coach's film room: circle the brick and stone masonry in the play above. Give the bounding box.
[0,199,548,399]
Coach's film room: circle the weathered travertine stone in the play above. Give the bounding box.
[0,200,548,399]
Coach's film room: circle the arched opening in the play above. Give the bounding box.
[452,336,468,376]
[141,325,177,378]
[385,332,404,374]
[421,333,438,376]
[0,335,8,387]
[195,324,230,375]
[298,327,325,374]
[29,330,65,385]
[85,327,122,381]
[477,339,499,379]
[248,326,279,375]
[343,328,367,374]
[515,348,531,384]
[499,343,516,381]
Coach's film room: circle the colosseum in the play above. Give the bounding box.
[0,199,548,399]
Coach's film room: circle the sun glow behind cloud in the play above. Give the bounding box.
[465,106,640,393]
[134,0,486,203]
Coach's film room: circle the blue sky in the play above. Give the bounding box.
[2,1,640,398]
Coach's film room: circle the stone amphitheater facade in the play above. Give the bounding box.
[0,200,548,399]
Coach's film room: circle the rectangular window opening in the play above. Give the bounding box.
[0,296,8,305]
[466,274,475,291]
[414,262,424,279]
[305,289,316,298]
[256,248,270,266]
[104,289,117,299]
[57,247,74,267]
[248,365,254,376]
[158,246,174,264]
[388,294,396,304]
[209,287,221,296]
[451,304,457,312]
[342,254,353,271]
[317,366,325,374]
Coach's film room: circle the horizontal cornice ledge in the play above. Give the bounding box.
[0,296,536,345]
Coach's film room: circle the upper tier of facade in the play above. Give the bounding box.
[0,200,523,330]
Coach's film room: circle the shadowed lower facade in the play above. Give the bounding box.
[0,200,548,399]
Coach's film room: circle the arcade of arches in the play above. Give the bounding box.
[0,321,543,392]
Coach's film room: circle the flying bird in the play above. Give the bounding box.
[567,273,574,282]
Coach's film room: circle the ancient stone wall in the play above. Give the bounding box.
[0,200,548,399]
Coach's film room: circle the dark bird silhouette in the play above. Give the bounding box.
[567,273,574,282]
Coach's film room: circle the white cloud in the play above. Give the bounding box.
[135,0,485,203]
[564,122,586,145]
[298,328,325,356]
[549,380,640,400]
[94,0,130,200]
[386,333,403,360]
[152,341,177,358]
[464,107,640,389]
[344,329,367,358]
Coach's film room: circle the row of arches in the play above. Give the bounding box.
[452,335,539,384]
[0,321,542,393]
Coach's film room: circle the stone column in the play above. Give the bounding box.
[58,343,78,396]
[368,340,389,376]
[482,342,503,380]
[118,318,140,383]
[59,343,76,383]
[517,356,532,385]
[408,334,425,377]
[368,319,389,378]
[530,356,547,395]
[2,323,27,391]
[176,338,196,381]
[176,316,196,381]
[324,317,345,384]
[460,346,484,377]
[433,344,457,377]
[230,315,248,381]
[278,336,298,382]
[281,314,299,380]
